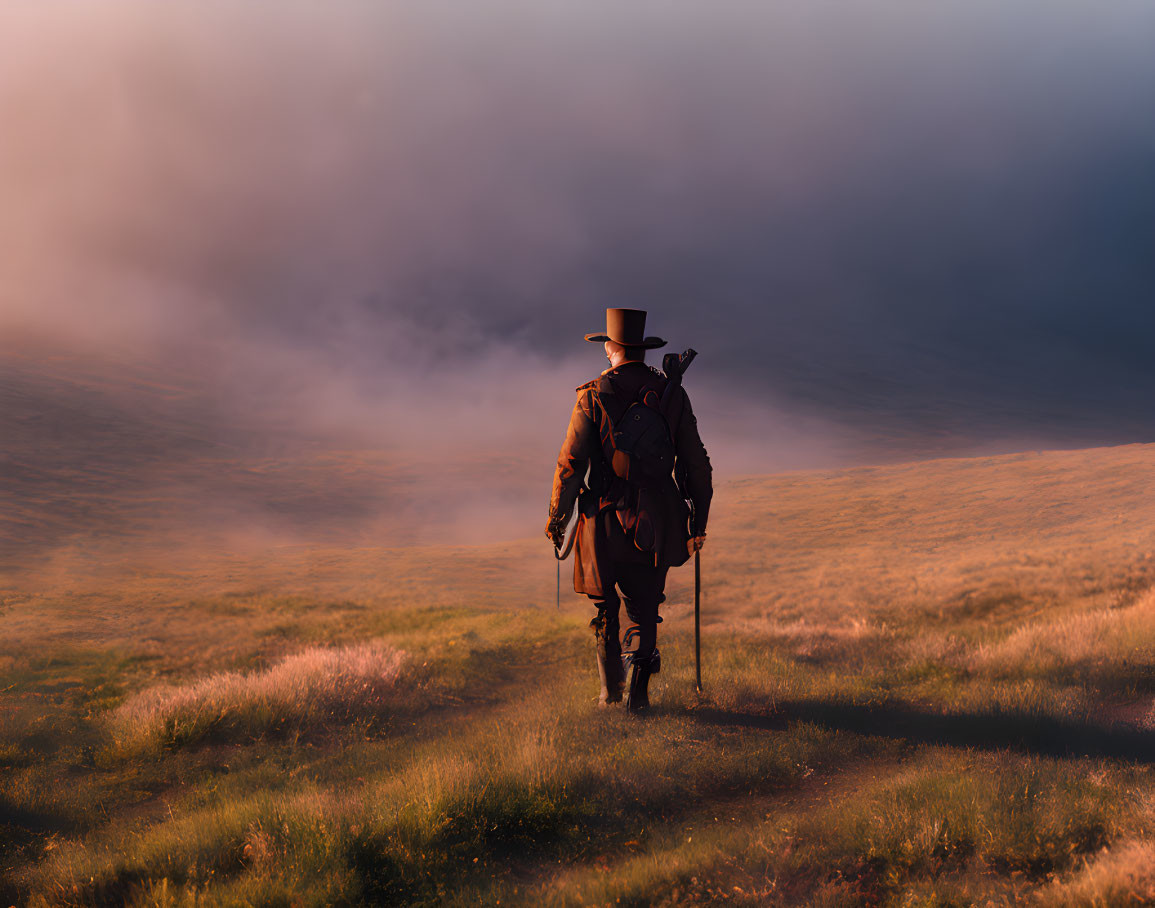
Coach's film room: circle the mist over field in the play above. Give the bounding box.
[5,6,1155,903]
[2,1,1154,559]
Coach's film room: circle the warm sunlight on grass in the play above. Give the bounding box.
[4,444,1155,905]
[105,642,407,757]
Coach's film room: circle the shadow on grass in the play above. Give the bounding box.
[690,700,1155,763]
[349,794,607,906]
[0,802,83,905]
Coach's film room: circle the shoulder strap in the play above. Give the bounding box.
[591,380,617,466]
[594,376,627,427]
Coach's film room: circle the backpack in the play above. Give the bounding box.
[586,356,696,557]
[604,384,676,488]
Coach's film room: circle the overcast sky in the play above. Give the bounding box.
[3,1,1154,482]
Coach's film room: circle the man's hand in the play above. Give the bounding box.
[545,516,566,549]
[688,535,706,557]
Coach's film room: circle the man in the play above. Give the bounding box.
[546,308,712,713]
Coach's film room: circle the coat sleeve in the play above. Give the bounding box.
[673,387,713,534]
[548,390,598,530]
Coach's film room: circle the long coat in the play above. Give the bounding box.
[549,361,713,598]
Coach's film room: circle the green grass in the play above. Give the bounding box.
[5,603,1154,906]
[5,445,1155,904]
[548,753,1148,907]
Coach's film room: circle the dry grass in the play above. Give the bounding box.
[1041,839,1155,906]
[972,587,1155,680]
[105,642,406,757]
[5,443,1155,905]
[547,744,1153,906]
[707,443,1155,627]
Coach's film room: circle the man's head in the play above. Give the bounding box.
[604,339,646,368]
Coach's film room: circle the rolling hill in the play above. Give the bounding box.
[3,348,1155,904]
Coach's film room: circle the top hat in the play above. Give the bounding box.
[584,308,666,349]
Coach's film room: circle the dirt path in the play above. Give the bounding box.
[525,745,911,904]
[1103,697,1155,730]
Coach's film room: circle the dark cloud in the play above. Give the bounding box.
[2,0,1154,484]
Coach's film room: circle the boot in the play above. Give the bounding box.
[625,647,659,714]
[596,636,625,705]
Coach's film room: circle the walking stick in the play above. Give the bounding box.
[663,348,702,694]
[694,546,702,693]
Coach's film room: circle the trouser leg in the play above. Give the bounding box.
[589,592,624,705]
[618,562,668,713]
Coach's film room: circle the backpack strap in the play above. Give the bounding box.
[587,377,655,499]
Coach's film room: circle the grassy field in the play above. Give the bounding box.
[3,444,1155,905]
